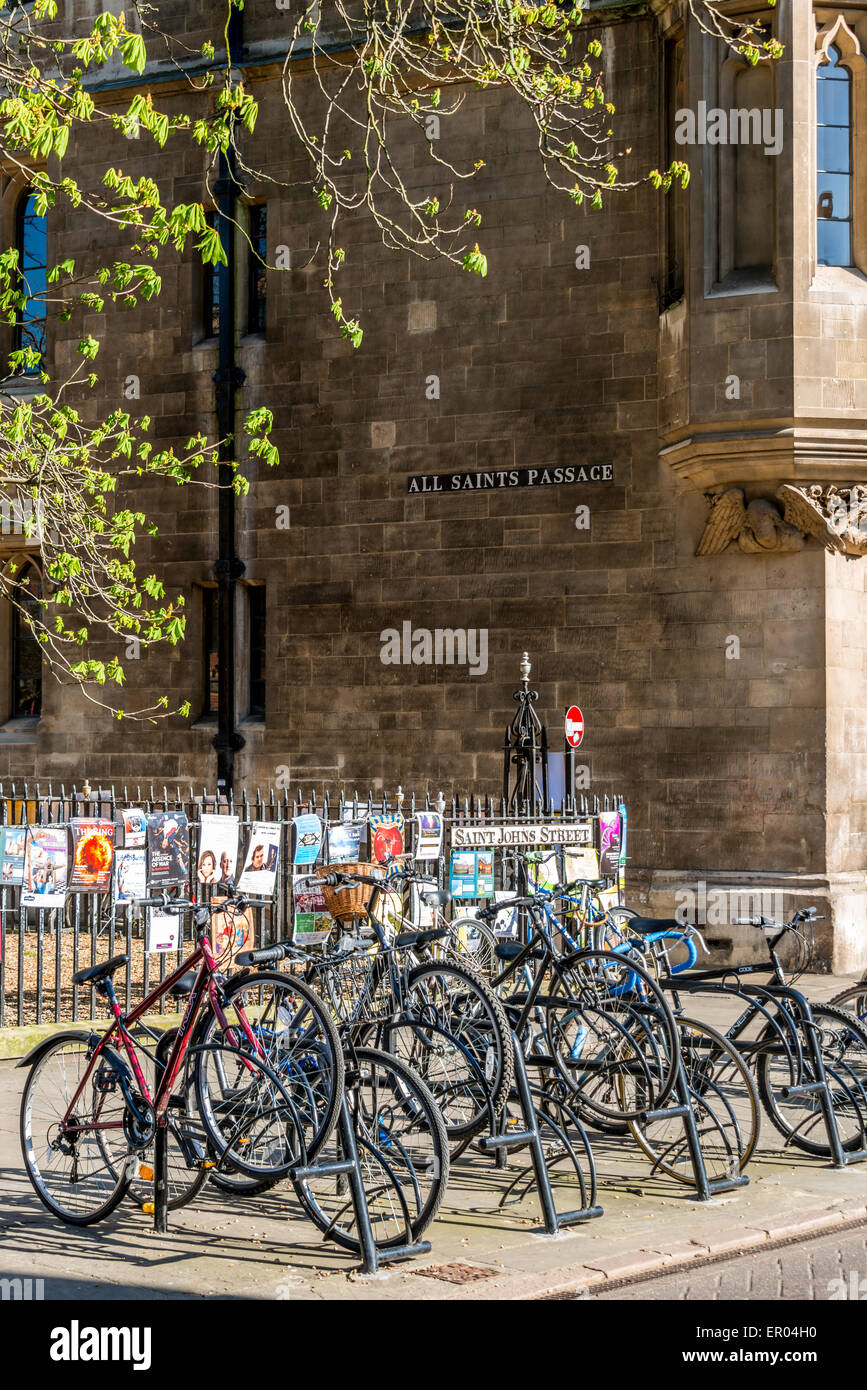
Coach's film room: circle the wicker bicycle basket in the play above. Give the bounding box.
[315,861,379,923]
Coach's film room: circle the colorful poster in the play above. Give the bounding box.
[146,811,190,887]
[146,906,179,954]
[119,808,147,849]
[368,812,405,866]
[528,849,560,895]
[292,813,323,866]
[196,813,240,887]
[115,847,147,902]
[22,826,69,908]
[449,850,479,898]
[293,879,333,943]
[210,895,254,964]
[237,821,280,897]
[327,821,364,864]
[68,818,115,893]
[598,812,622,877]
[413,811,443,861]
[476,850,494,896]
[1,826,27,885]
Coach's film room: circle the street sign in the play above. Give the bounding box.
[565,705,584,749]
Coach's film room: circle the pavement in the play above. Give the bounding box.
[3,971,867,1301]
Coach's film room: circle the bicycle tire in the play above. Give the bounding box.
[293,1046,449,1253]
[756,1001,867,1156]
[20,1032,132,1226]
[627,1016,760,1186]
[403,959,515,1138]
[195,969,344,1160]
[543,949,681,1120]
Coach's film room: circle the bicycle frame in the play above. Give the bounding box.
[59,932,263,1144]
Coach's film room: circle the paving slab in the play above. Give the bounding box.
[2,971,867,1300]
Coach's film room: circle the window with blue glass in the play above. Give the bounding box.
[817,46,852,267]
[14,192,46,372]
[203,210,230,339]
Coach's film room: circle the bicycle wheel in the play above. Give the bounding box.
[293,1047,449,1253]
[448,916,499,978]
[401,960,515,1138]
[126,1029,208,1213]
[830,982,867,1020]
[627,1017,760,1186]
[194,1039,308,1180]
[196,970,344,1161]
[756,1002,867,1156]
[20,1033,132,1226]
[544,949,681,1121]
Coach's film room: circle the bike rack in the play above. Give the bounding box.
[151,1092,431,1276]
[664,978,867,1171]
[638,1055,750,1201]
[478,1034,604,1234]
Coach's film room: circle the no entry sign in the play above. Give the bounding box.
[565,705,584,749]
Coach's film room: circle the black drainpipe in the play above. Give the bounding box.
[212,4,246,796]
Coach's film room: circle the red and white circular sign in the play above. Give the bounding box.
[565,705,584,749]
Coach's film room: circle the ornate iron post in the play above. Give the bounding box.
[502,652,549,813]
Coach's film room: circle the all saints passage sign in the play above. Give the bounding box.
[407,465,614,494]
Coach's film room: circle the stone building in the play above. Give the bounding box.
[0,0,865,968]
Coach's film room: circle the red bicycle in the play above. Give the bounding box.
[18,893,344,1225]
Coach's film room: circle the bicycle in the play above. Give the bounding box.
[291,868,514,1142]
[601,903,867,1159]
[18,891,344,1225]
[226,936,452,1254]
[473,886,682,1123]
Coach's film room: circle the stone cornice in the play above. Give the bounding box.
[661,426,867,488]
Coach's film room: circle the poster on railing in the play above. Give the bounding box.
[68,818,115,893]
[118,807,147,849]
[237,820,280,897]
[527,850,560,894]
[597,812,622,877]
[115,847,147,902]
[146,811,190,887]
[196,813,240,887]
[368,812,405,865]
[210,895,254,965]
[413,811,443,861]
[327,820,365,864]
[564,846,600,884]
[492,892,520,939]
[22,825,69,907]
[1,825,27,885]
[293,878,332,944]
[292,813,323,866]
[449,848,493,897]
[146,905,179,954]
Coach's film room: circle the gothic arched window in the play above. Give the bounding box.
[817,45,853,266]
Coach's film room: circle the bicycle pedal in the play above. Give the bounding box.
[138,1164,154,1181]
[142,1202,154,1214]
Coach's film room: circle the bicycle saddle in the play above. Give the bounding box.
[494,940,545,961]
[393,927,449,950]
[167,971,197,997]
[625,916,684,934]
[71,954,129,986]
